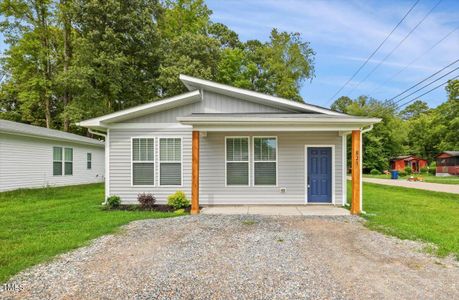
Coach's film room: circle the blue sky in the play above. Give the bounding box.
[206,0,459,108]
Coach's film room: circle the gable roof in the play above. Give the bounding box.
[77,90,201,129]
[179,74,345,116]
[435,151,459,158]
[0,119,104,147]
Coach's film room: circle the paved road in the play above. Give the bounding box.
[356,177,459,194]
[3,215,459,299]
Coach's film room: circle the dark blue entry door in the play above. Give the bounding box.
[307,147,332,203]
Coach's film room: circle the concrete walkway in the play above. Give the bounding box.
[201,205,350,216]
[361,177,459,194]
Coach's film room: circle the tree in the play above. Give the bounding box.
[399,100,430,120]
[330,96,352,113]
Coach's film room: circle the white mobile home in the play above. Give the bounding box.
[79,75,380,214]
[0,119,105,192]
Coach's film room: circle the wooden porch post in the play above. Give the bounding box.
[191,130,200,214]
[351,130,361,214]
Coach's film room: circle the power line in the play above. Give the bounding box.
[369,25,459,96]
[347,0,443,96]
[395,75,459,110]
[389,66,459,106]
[386,59,459,104]
[326,0,420,104]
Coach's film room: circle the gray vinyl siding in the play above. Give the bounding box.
[109,129,343,205]
[0,133,105,192]
[108,128,192,203]
[122,91,289,123]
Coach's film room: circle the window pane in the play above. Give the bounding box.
[254,162,276,185]
[65,148,73,161]
[133,163,154,185]
[53,162,62,176]
[53,147,62,161]
[87,153,92,161]
[160,163,181,185]
[254,138,276,161]
[65,162,73,175]
[87,161,92,170]
[226,138,248,161]
[160,138,181,161]
[227,162,249,185]
[133,138,154,161]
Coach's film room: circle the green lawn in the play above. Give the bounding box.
[363,173,459,185]
[349,181,459,259]
[0,183,185,283]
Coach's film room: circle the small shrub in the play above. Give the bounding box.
[398,171,407,177]
[137,193,156,209]
[370,169,381,175]
[429,168,436,175]
[167,191,190,209]
[420,167,428,173]
[404,166,412,175]
[106,195,121,208]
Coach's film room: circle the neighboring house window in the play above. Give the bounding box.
[132,138,155,185]
[226,137,249,186]
[64,148,73,175]
[53,147,63,176]
[253,137,277,186]
[159,138,182,186]
[87,153,92,169]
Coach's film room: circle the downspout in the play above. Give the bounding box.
[359,124,374,213]
[88,129,109,205]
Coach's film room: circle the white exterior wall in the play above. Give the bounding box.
[108,129,344,205]
[0,133,105,192]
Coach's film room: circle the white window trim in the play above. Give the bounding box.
[225,136,250,187]
[64,147,73,176]
[252,136,278,187]
[304,145,335,205]
[53,146,63,177]
[131,137,156,187]
[158,137,184,187]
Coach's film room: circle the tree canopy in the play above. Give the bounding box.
[0,0,315,133]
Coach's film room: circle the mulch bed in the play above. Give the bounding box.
[104,204,193,213]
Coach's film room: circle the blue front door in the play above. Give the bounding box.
[307,147,332,203]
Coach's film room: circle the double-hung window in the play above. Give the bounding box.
[53,147,63,176]
[64,148,73,175]
[253,137,277,185]
[87,153,92,169]
[159,138,182,186]
[132,138,155,185]
[226,137,249,186]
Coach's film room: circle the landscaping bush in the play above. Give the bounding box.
[137,193,156,209]
[167,191,190,209]
[370,169,381,175]
[420,167,428,173]
[404,166,412,175]
[429,168,436,175]
[106,195,121,208]
[398,171,407,177]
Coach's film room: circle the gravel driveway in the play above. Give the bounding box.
[2,215,458,300]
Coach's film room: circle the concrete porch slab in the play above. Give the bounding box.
[200,205,350,216]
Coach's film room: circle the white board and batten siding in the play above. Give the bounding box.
[108,91,344,205]
[0,133,104,192]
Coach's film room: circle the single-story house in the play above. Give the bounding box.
[0,119,105,192]
[390,155,428,173]
[79,75,380,214]
[435,151,459,176]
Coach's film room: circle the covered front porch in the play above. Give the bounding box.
[201,205,350,216]
[177,114,374,215]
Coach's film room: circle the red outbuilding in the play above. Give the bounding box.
[435,151,459,176]
[390,155,428,173]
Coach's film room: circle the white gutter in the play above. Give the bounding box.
[89,129,110,205]
[359,124,374,213]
